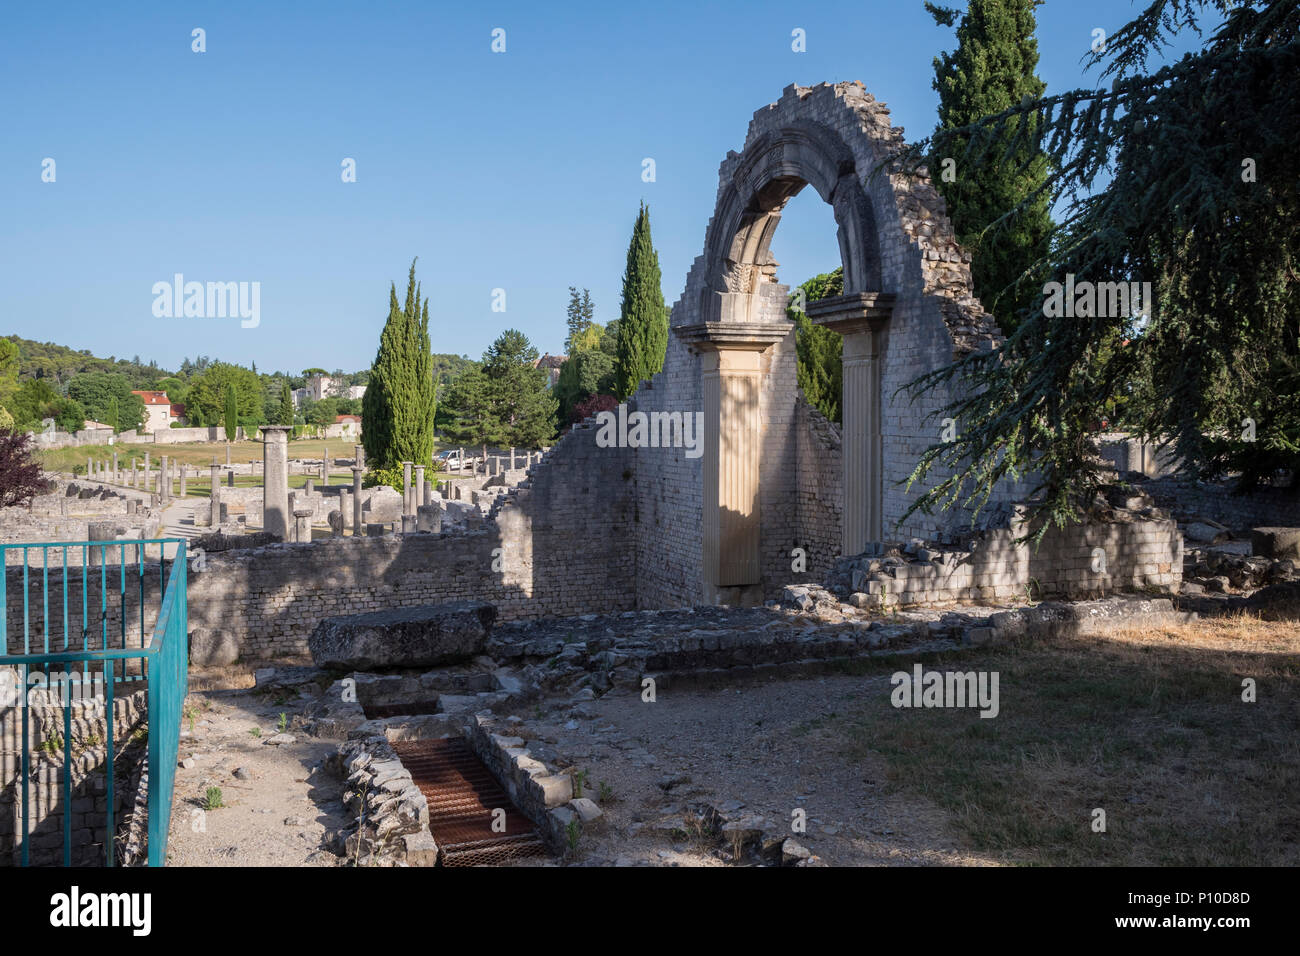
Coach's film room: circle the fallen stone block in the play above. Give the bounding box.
[1251,527,1300,561]
[307,602,497,670]
[189,628,240,667]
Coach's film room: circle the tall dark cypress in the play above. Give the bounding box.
[362,260,435,470]
[614,203,668,400]
[929,0,1053,335]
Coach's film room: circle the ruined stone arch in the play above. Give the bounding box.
[700,120,884,315]
[632,82,1007,608]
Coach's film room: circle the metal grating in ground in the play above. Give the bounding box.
[391,737,549,866]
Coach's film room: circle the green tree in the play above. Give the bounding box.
[614,202,669,399]
[438,363,500,460]
[0,339,19,418]
[564,287,596,353]
[928,0,1053,335]
[66,371,145,432]
[184,362,262,427]
[902,0,1300,535]
[9,379,59,429]
[278,382,294,426]
[483,330,558,448]
[788,268,845,422]
[54,397,85,433]
[361,260,436,470]
[556,349,616,423]
[223,388,238,441]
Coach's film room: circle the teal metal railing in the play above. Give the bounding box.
[0,539,188,866]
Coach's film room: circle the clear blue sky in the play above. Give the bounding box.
[0,1,1204,375]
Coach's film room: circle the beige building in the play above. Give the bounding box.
[132,390,178,432]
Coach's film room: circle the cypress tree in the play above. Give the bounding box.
[928,0,1052,336]
[278,382,294,425]
[362,260,436,470]
[223,388,237,441]
[901,0,1300,534]
[614,203,668,400]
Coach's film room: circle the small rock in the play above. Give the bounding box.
[264,733,296,746]
[657,773,692,792]
[781,838,813,865]
[233,767,251,780]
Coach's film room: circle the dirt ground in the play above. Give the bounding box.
[163,686,347,866]
[526,672,1000,866]
[165,671,995,867]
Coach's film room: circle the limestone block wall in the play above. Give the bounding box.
[794,396,843,580]
[850,518,1182,607]
[1,687,147,866]
[149,426,251,444]
[1139,477,1300,531]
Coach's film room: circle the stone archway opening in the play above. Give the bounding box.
[649,83,1001,609]
[671,103,898,603]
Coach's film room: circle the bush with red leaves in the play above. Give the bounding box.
[569,393,619,426]
[0,429,48,509]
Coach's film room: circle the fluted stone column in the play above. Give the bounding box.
[112,452,119,483]
[807,292,896,556]
[354,444,365,470]
[159,455,170,503]
[676,320,791,604]
[179,464,187,497]
[321,447,329,486]
[340,488,352,531]
[402,462,413,516]
[262,425,291,540]
[414,465,425,510]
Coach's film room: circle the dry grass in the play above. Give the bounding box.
[831,605,1300,865]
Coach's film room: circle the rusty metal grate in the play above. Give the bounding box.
[392,737,549,866]
[362,699,442,720]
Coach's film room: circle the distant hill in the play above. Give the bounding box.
[4,335,173,389]
[3,334,473,390]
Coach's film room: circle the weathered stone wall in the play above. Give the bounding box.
[0,687,147,866]
[1139,477,1300,531]
[794,396,843,582]
[837,518,1183,607]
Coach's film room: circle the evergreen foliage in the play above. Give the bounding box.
[928,0,1054,336]
[898,0,1300,535]
[361,260,436,470]
[614,203,669,399]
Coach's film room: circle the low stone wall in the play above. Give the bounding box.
[828,517,1182,608]
[149,426,251,444]
[1139,476,1300,531]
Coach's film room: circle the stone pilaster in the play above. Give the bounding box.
[675,320,791,604]
[807,292,896,556]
